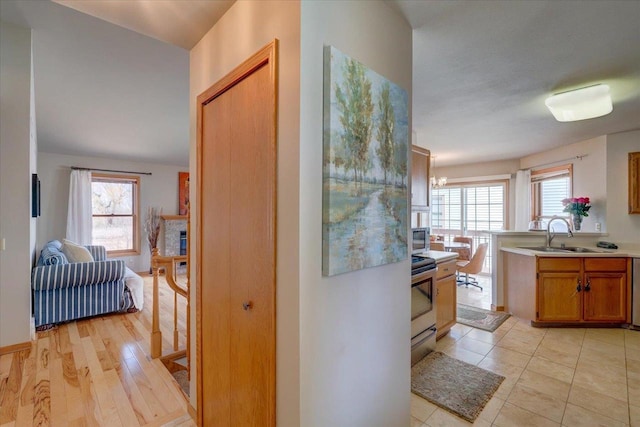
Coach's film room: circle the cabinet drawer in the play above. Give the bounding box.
[584,258,628,272]
[437,259,457,279]
[538,257,581,272]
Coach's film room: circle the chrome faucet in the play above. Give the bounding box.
[546,216,574,247]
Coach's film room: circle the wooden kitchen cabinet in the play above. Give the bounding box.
[629,152,640,214]
[537,272,582,322]
[535,257,630,326]
[583,257,628,322]
[436,259,457,339]
[411,145,430,211]
[436,274,456,338]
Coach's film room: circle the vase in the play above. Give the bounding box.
[571,214,582,231]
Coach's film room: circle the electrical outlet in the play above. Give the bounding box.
[595,222,601,232]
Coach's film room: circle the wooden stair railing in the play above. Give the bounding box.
[151,248,189,367]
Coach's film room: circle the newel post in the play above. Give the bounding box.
[151,247,162,358]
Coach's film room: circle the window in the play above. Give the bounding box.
[531,164,572,220]
[91,173,140,255]
[432,180,508,273]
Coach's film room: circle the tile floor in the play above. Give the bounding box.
[457,274,492,310]
[411,319,640,426]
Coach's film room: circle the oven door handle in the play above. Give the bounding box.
[411,270,437,288]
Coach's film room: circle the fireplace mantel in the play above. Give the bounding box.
[161,215,187,221]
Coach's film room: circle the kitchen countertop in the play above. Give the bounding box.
[416,250,458,263]
[488,230,607,237]
[501,246,640,258]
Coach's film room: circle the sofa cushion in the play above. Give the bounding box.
[61,239,94,263]
[37,240,68,266]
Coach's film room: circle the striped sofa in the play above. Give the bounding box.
[31,240,136,328]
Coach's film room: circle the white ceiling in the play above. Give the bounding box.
[0,0,211,167]
[53,0,234,50]
[392,0,640,165]
[1,1,639,168]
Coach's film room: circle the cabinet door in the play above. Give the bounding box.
[411,146,430,211]
[583,272,626,322]
[537,272,582,321]
[436,274,456,337]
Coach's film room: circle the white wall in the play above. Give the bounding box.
[606,129,640,248]
[37,152,187,273]
[300,2,412,426]
[520,136,607,233]
[190,1,301,422]
[436,158,520,180]
[0,20,34,347]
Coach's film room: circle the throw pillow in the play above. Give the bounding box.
[61,239,94,263]
[39,245,69,266]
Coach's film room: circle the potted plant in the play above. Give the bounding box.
[144,207,162,273]
[562,197,591,231]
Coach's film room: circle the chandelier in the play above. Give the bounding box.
[430,156,447,188]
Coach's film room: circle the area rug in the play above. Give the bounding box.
[411,351,504,422]
[457,304,510,332]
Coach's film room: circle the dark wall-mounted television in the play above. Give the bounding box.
[31,173,40,218]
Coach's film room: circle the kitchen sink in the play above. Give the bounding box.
[559,247,600,253]
[517,246,601,253]
[518,246,571,252]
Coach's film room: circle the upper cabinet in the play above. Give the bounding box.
[630,152,640,214]
[411,145,430,211]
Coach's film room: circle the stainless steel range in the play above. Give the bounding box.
[411,255,437,365]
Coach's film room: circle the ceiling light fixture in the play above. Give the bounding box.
[430,156,447,189]
[545,84,613,122]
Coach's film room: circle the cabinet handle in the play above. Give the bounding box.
[576,279,582,292]
[585,279,591,292]
[242,301,253,311]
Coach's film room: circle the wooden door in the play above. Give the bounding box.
[583,272,626,322]
[537,272,582,321]
[196,41,278,427]
[629,152,640,214]
[436,275,456,338]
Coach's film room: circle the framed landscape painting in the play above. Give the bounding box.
[178,172,189,215]
[322,46,409,277]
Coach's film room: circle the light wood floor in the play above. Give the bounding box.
[0,274,195,427]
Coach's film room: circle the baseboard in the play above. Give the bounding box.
[0,340,31,355]
[491,305,505,312]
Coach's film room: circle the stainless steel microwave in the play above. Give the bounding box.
[412,227,430,254]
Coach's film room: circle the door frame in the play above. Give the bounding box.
[195,40,279,426]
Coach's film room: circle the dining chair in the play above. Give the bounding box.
[456,243,488,291]
[452,236,473,261]
[430,241,445,251]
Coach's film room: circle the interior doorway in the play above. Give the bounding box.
[431,181,505,310]
[196,40,278,427]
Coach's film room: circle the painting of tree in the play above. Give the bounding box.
[376,82,395,185]
[322,46,408,276]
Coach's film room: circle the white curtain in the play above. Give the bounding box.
[66,169,93,245]
[514,169,531,231]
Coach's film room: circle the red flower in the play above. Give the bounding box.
[584,197,590,204]
[577,197,586,204]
